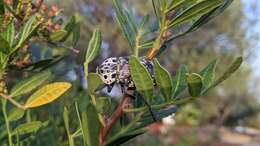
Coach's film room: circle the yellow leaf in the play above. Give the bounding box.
[25,82,71,108]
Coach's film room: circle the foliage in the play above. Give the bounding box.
[0,0,244,146]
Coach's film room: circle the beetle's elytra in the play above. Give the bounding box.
[96,56,155,92]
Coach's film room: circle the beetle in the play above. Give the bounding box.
[96,56,155,92]
[96,56,157,121]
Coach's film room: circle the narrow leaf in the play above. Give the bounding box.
[151,0,162,24]
[1,21,15,47]
[50,30,68,42]
[129,56,154,99]
[154,59,173,100]
[186,73,203,97]
[19,55,64,72]
[10,70,52,97]
[62,15,76,41]
[81,104,101,146]
[205,56,243,92]
[159,0,233,56]
[200,59,217,92]
[63,107,70,136]
[139,15,150,29]
[0,36,9,53]
[72,23,80,46]
[114,0,137,49]
[0,0,4,15]
[7,107,25,122]
[14,15,40,52]
[13,121,43,135]
[87,73,104,94]
[161,0,167,13]
[105,129,146,146]
[25,82,71,108]
[85,28,102,63]
[136,106,178,129]
[169,0,224,28]
[172,65,189,98]
[168,0,199,12]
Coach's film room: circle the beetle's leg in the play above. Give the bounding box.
[107,83,115,93]
[120,84,125,93]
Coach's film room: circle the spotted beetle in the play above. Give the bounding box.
[96,56,155,92]
[96,56,157,121]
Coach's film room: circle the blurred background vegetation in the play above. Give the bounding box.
[6,0,259,145]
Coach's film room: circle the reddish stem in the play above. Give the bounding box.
[99,94,132,146]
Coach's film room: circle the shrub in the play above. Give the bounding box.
[0,0,242,146]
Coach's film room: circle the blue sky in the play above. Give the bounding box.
[242,0,260,76]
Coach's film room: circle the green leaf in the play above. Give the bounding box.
[0,0,4,15]
[186,0,233,32]
[85,28,102,63]
[13,121,43,135]
[96,97,111,114]
[10,70,52,97]
[139,41,154,49]
[62,15,76,41]
[0,36,9,53]
[1,21,15,48]
[0,52,8,69]
[19,55,64,72]
[139,15,150,29]
[151,0,162,24]
[205,56,243,92]
[81,103,101,146]
[63,107,71,136]
[7,107,25,122]
[159,0,233,56]
[161,0,167,13]
[87,73,104,94]
[169,0,224,28]
[114,0,137,49]
[50,30,68,42]
[172,65,189,98]
[168,0,199,12]
[153,59,173,101]
[105,129,146,146]
[136,106,178,129]
[129,56,154,100]
[72,22,80,46]
[14,15,40,52]
[200,59,217,93]
[186,73,203,97]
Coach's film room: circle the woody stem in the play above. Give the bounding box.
[99,94,132,146]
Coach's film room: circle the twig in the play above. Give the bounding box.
[35,0,44,13]
[99,94,132,146]
[48,41,80,53]
[0,93,26,110]
[123,96,197,113]
[4,4,23,21]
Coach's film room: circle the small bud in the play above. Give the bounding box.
[36,0,42,5]
[4,0,12,5]
[41,4,48,11]
[51,4,59,13]
[47,19,53,27]
[48,11,55,18]
[54,24,62,30]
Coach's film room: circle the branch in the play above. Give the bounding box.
[123,96,197,113]
[99,93,132,146]
[0,93,26,110]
